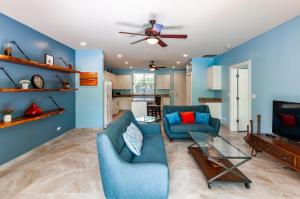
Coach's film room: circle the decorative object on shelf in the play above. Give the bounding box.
[0,105,14,123]
[58,57,73,69]
[44,54,54,65]
[49,96,62,109]
[0,67,20,88]
[25,103,43,116]
[19,80,30,89]
[10,41,31,61]
[55,75,70,89]
[250,120,253,134]
[3,42,13,56]
[31,75,45,89]
[257,115,261,134]
[80,72,98,86]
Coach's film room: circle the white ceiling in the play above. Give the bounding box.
[1,0,300,68]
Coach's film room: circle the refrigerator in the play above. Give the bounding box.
[104,81,113,128]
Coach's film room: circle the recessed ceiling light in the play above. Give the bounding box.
[80,42,87,46]
[129,66,133,69]
[172,66,176,69]
[124,61,129,65]
[183,54,188,57]
[225,44,232,49]
[176,61,181,64]
[117,54,123,58]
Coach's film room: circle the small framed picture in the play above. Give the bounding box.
[44,54,54,65]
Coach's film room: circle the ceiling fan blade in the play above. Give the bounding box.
[116,22,148,28]
[159,34,187,39]
[119,32,146,36]
[163,25,183,30]
[156,37,168,47]
[157,66,167,68]
[130,37,149,44]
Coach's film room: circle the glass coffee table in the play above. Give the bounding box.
[188,132,252,189]
[136,116,157,123]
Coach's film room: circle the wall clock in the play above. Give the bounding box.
[31,75,45,89]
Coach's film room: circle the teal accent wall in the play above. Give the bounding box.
[0,13,75,165]
[191,58,217,105]
[215,15,300,132]
[110,67,185,105]
[75,50,104,128]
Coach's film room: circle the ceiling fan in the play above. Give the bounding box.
[119,20,187,47]
[147,61,166,71]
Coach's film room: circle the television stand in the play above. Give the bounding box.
[246,133,300,172]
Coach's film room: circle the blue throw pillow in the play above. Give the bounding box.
[165,112,181,125]
[195,112,210,125]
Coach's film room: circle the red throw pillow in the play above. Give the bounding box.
[180,112,195,124]
[280,114,296,127]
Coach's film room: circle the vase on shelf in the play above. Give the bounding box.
[4,43,13,56]
[3,114,12,123]
[19,80,30,89]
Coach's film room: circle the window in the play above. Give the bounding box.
[133,73,155,94]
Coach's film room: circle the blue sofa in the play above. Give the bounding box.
[163,105,221,140]
[97,111,169,199]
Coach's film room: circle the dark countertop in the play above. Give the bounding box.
[198,98,222,103]
[113,94,170,98]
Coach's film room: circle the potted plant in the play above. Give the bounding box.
[0,106,14,123]
[19,80,31,89]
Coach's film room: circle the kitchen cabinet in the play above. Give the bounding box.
[156,75,170,89]
[112,98,120,115]
[207,66,222,90]
[104,71,118,89]
[117,75,132,89]
[118,97,132,110]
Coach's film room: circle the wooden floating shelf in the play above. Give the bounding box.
[0,88,78,92]
[0,55,80,73]
[0,108,64,129]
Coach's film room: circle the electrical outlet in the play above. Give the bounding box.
[57,126,61,131]
[252,94,256,99]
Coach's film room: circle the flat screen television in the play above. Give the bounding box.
[272,100,300,141]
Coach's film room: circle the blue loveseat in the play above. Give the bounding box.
[97,111,169,199]
[163,105,221,141]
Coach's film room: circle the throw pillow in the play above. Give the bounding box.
[280,114,296,127]
[123,123,143,156]
[180,112,195,124]
[195,112,210,125]
[165,112,181,125]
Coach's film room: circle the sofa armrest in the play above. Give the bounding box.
[162,117,172,139]
[138,123,161,135]
[209,117,221,136]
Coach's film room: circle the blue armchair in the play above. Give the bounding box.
[163,105,221,141]
[97,111,169,199]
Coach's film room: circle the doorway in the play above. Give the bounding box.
[173,71,186,105]
[229,61,251,132]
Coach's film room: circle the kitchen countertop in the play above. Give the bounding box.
[198,98,222,103]
[113,94,170,98]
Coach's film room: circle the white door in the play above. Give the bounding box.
[173,71,186,105]
[186,74,192,105]
[104,81,113,128]
[230,62,251,132]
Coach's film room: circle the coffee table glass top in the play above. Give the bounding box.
[136,116,157,123]
[189,132,250,159]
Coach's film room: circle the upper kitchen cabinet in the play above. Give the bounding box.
[207,65,222,90]
[116,75,132,89]
[104,71,118,89]
[156,74,170,89]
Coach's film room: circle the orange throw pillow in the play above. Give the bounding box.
[180,112,195,124]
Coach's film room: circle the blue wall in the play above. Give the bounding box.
[110,67,186,104]
[0,13,75,165]
[215,16,300,132]
[76,50,104,129]
[191,58,221,105]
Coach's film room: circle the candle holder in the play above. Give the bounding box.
[257,115,261,134]
[4,42,13,56]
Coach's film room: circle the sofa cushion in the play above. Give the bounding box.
[165,112,181,125]
[170,124,214,134]
[180,112,195,124]
[195,112,210,125]
[132,135,167,165]
[123,123,143,156]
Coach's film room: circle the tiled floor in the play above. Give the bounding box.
[1,125,300,198]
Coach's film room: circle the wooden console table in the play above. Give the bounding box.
[247,133,300,172]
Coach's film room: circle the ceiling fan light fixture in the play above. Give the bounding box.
[149,68,156,71]
[147,37,159,45]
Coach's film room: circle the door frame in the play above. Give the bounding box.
[229,60,252,131]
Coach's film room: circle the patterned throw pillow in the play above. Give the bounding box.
[123,123,143,156]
